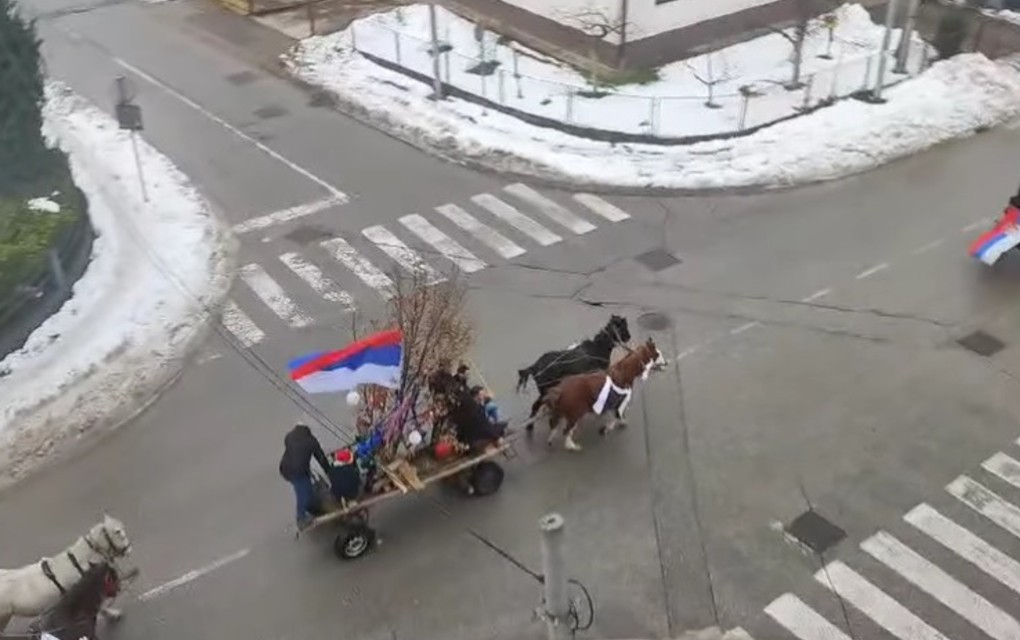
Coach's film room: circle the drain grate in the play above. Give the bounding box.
[284,225,334,245]
[254,105,288,120]
[786,510,846,554]
[637,312,672,331]
[635,249,681,272]
[957,330,1006,357]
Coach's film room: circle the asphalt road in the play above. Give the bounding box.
[6,1,1020,639]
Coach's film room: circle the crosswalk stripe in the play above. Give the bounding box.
[471,193,562,246]
[362,225,446,284]
[399,214,487,274]
[572,193,632,222]
[435,203,525,259]
[816,561,949,640]
[238,263,313,328]
[320,237,395,299]
[279,252,355,309]
[906,503,1020,597]
[947,475,1020,540]
[220,301,264,347]
[504,183,596,234]
[764,593,852,640]
[861,530,1020,640]
[983,451,1020,490]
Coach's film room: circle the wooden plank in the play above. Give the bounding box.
[301,440,513,534]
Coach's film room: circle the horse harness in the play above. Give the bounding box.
[39,528,126,596]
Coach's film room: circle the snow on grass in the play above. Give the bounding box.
[26,197,61,213]
[285,36,1020,190]
[338,3,929,137]
[0,82,234,485]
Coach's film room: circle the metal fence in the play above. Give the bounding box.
[0,211,95,362]
[351,22,931,139]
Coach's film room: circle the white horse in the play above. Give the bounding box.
[0,515,135,635]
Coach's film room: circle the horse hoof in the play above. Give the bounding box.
[565,439,582,452]
[617,421,629,430]
[101,608,124,622]
[598,426,607,436]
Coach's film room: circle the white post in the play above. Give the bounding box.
[872,0,902,100]
[129,132,148,202]
[428,3,443,99]
[894,0,922,73]
[540,514,570,640]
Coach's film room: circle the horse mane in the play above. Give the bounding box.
[609,345,649,383]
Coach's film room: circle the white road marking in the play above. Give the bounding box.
[815,561,949,640]
[232,196,345,234]
[982,451,1020,490]
[947,475,1020,539]
[435,203,525,259]
[963,220,987,233]
[730,321,760,335]
[724,628,754,640]
[220,301,264,347]
[362,225,445,284]
[504,183,596,234]
[399,214,487,273]
[911,239,946,256]
[112,59,348,200]
[571,193,631,222]
[855,262,889,280]
[238,263,313,328]
[196,349,223,365]
[279,252,355,309]
[802,288,831,303]
[765,593,852,640]
[861,530,1020,640]
[138,548,250,602]
[906,503,1020,597]
[677,345,700,360]
[472,194,562,246]
[320,237,395,299]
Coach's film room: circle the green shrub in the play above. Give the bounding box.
[0,183,81,301]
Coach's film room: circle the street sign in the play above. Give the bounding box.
[115,102,144,131]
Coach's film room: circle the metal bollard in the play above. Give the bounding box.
[540,514,570,640]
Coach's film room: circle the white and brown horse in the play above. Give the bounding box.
[0,515,136,635]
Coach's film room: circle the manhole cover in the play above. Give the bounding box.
[957,330,1006,357]
[635,249,681,272]
[637,312,672,331]
[254,105,288,120]
[226,71,258,86]
[786,510,846,554]
[284,225,334,245]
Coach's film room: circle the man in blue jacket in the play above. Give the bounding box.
[278,424,331,528]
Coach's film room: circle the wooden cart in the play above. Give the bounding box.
[300,439,514,560]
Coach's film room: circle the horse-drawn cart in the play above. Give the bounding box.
[302,438,513,560]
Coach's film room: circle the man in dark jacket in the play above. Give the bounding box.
[278,424,331,527]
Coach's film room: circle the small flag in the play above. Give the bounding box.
[971,208,1020,266]
[289,329,403,394]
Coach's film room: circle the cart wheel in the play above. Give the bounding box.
[334,524,376,560]
[469,461,505,497]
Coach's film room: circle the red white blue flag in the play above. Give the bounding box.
[288,329,403,394]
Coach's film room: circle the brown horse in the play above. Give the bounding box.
[523,337,667,451]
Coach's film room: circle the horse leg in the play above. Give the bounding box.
[564,419,583,452]
[545,411,562,447]
[100,601,124,622]
[525,397,543,433]
[0,612,11,636]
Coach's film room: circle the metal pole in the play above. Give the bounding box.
[428,3,443,99]
[894,0,922,73]
[48,249,67,294]
[129,132,149,202]
[872,0,902,100]
[540,513,570,640]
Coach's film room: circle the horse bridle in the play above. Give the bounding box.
[40,527,127,596]
[84,526,130,562]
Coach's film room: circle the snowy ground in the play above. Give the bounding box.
[285,30,1020,192]
[338,3,929,137]
[0,83,234,487]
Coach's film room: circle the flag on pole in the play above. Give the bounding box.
[288,329,403,394]
[971,207,1020,266]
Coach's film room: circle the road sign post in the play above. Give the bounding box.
[113,76,148,202]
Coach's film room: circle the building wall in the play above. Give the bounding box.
[495,0,777,41]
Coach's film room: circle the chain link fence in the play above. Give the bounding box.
[351,21,930,140]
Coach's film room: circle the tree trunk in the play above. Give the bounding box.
[789,22,807,88]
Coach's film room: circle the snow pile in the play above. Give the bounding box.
[27,197,61,213]
[344,3,929,137]
[285,37,1020,190]
[0,82,234,486]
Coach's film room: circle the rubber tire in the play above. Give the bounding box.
[469,461,505,497]
[334,524,376,560]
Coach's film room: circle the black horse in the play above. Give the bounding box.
[29,562,121,640]
[516,315,631,430]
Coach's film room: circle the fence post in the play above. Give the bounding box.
[444,51,451,83]
[801,75,813,110]
[514,50,523,98]
[306,1,315,37]
[539,514,570,640]
[394,31,402,65]
[498,69,506,104]
[647,97,656,135]
[480,72,487,100]
[739,93,750,130]
[48,249,68,295]
[565,92,574,123]
[862,54,874,91]
[428,3,444,99]
[351,22,358,51]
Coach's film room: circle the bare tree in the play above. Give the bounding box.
[769,0,838,89]
[686,52,733,109]
[564,6,631,89]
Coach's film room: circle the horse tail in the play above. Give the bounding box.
[516,367,532,393]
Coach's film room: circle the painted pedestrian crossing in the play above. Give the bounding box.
[220,186,631,347]
[749,444,1020,640]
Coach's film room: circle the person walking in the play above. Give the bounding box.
[278,424,331,528]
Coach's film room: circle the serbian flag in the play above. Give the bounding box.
[288,329,403,394]
[970,207,1020,266]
